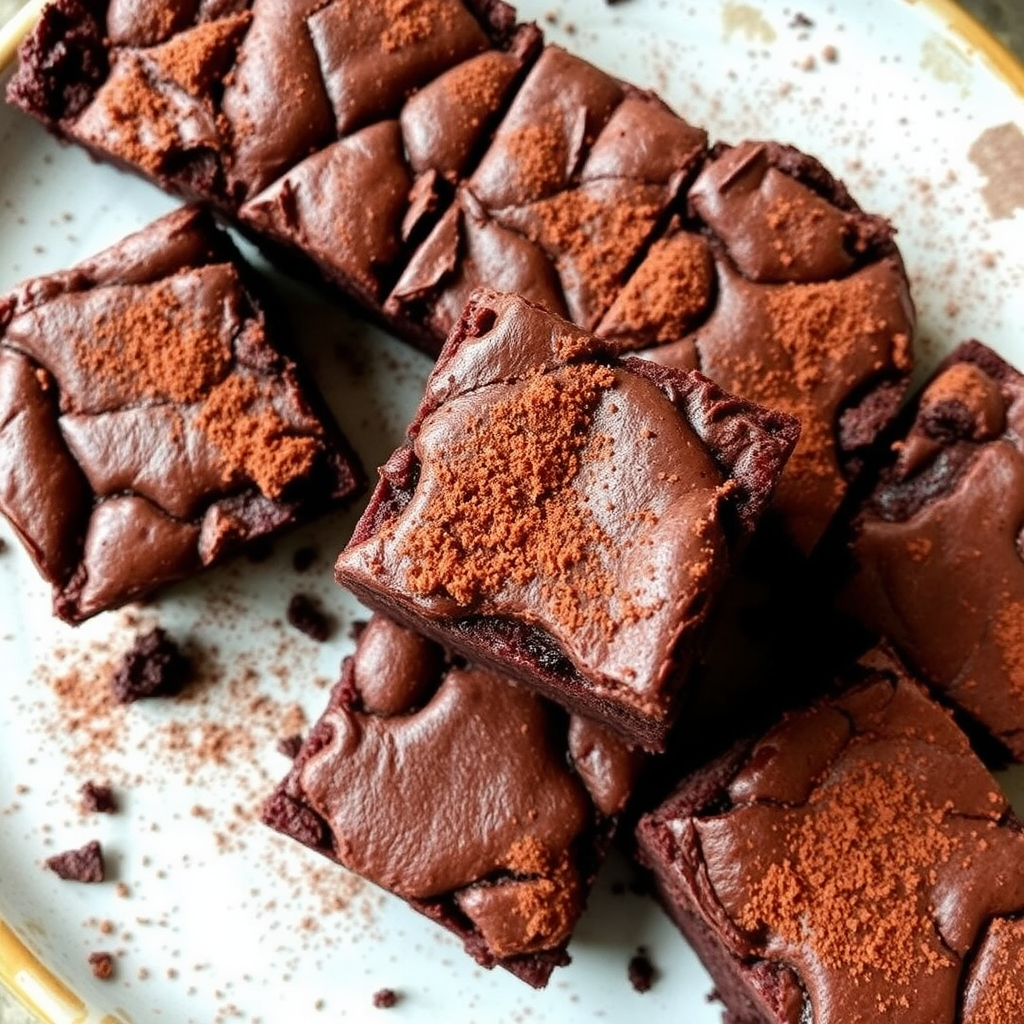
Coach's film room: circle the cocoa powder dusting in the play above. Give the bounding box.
[380,0,454,53]
[526,190,662,317]
[602,233,714,345]
[196,374,321,499]
[148,14,251,96]
[400,364,651,640]
[77,281,232,404]
[504,836,578,947]
[505,121,569,196]
[442,53,508,127]
[965,918,1024,1024]
[738,760,957,997]
[993,600,1024,697]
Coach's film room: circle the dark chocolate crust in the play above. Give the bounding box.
[635,644,1024,1024]
[336,289,798,751]
[0,206,363,623]
[7,0,913,553]
[263,613,644,987]
[838,340,1024,762]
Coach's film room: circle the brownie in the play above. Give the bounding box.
[0,206,362,623]
[838,340,1024,762]
[263,612,646,987]
[334,289,798,751]
[635,644,1024,1024]
[8,2,913,552]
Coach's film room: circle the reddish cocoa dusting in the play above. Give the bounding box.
[148,15,250,96]
[994,599,1024,697]
[505,121,568,195]
[966,918,1024,1024]
[77,281,232,404]
[400,364,655,640]
[525,190,661,316]
[196,374,321,499]
[763,196,823,269]
[379,0,454,53]
[603,233,713,344]
[92,56,181,172]
[503,835,578,949]
[738,760,957,999]
[442,53,507,127]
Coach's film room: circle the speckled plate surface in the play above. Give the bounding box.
[1,2,1024,1022]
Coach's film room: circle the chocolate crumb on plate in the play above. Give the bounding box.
[276,734,304,759]
[88,951,115,980]
[372,988,398,1009]
[287,594,334,642]
[292,545,318,572]
[46,839,104,882]
[79,780,116,814]
[111,628,191,703]
[628,949,655,993]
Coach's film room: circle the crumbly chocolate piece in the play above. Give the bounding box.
[291,545,317,572]
[372,988,398,1009]
[0,206,362,623]
[628,950,655,993]
[111,627,191,702]
[79,781,117,814]
[635,645,1024,1024]
[839,340,1024,762]
[264,612,646,987]
[286,593,333,642]
[46,839,105,882]
[335,289,798,751]
[88,951,115,980]
[276,733,304,759]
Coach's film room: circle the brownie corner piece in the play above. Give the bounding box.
[838,338,1024,762]
[635,643,1024,1023]
[263,612,644,987]
[0,206,363,623]
[335,289,798,750]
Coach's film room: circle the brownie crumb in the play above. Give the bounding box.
[822,44,838,63]
[276,734,304,759]
[372,988,398,1009]
[789,12,814,28]
[46,840,105,883]
[111,628,191,703]
[89,951,115,980]
[628,949,655,993]
[287,594,333,642]
[292,545,318,572]
[80,781,116,814]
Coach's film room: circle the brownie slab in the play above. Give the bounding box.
[263,612,645,987]
[635,644,1024,1024]
[335,288,798,751]
[0,206,362,623]
[838,340,1024,761]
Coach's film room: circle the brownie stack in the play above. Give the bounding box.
[6,0,1024,1017]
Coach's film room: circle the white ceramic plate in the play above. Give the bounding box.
[1,2,1024,1022]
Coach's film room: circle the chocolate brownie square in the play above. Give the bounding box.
[635,644,1024,1024]
[263,612,645,987]
[0,206,362,622]
[335,288,798,751]
[838,340,1024,761]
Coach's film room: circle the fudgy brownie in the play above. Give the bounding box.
[7,0,914,552]
[838,340,1024,761]
[0,206,362,623]
[263,612,645,987]
[335,289,799,751]
[635,644,1024,1024]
